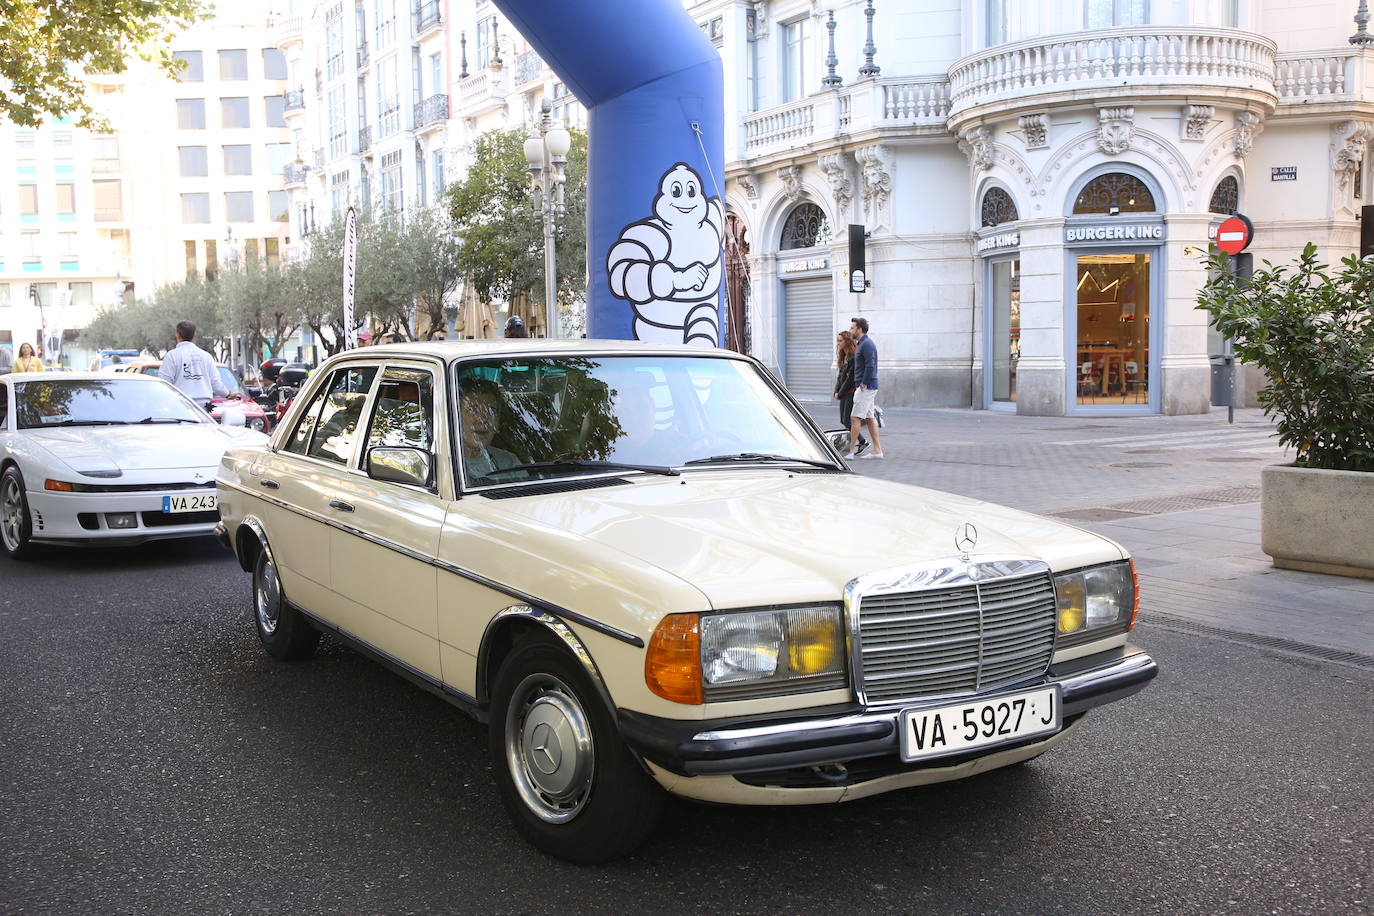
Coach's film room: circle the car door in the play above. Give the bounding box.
[326,362,447,678]
[250,363,379,630]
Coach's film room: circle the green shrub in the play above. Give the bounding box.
[1197,243,1374,472]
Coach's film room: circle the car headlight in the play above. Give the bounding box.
[1054,560,1138,646]
[646,605,848,704]
[248,417,266,431]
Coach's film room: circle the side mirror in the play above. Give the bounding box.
[367,446,432,488]
[220,406,246,427]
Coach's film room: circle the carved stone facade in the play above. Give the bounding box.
[817,152,853,216]
[1019,114,1048,150]
[1234,111,1263,159]
[854,144,892,233]
[958,126,994,170]
[1331,120,1374,191]
[1096,106,1135,155]
[735,172,759,202]
[776,165,805,201]
[1182,105,1214,142]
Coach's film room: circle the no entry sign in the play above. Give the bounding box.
[1216,214,1254,255]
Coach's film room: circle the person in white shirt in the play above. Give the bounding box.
[459,379,518,483]
[160,320,232,410]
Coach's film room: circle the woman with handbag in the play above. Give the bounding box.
[833,332,868,454]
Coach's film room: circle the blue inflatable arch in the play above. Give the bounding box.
[490,0,725,345]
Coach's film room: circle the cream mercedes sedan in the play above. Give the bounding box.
[215,340,1156,863]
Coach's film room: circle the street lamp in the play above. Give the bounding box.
[523,98,571,338]
[224,226,242,270]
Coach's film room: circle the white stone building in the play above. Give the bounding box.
[0,0,291,367]
[693,0,1371,415]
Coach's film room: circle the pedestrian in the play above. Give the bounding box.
[160,320,231,410]
[833,330,869,455]
[0,344,12,375]
[845,316,883,460]
[504,315,529,339]
[14,342,44,373]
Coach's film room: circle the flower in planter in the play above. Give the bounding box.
[1197,243,1374,472]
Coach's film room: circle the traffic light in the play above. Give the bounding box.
[28,283,37,301]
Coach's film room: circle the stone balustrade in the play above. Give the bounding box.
[881,77,952,122]
[273,15,303,50]
[742,77,952,157]
[743,97,815,156]
[949,26,1277,117]
[1275,50,1365,104]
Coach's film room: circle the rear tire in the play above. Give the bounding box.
[0,466,33,560]
[252,545,319,660]
[489,640,664,863]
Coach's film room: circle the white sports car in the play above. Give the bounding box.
[0,371,268,558]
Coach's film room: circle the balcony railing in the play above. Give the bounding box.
[1276,49,1366,105]
[515,49,543,86]
[357,42,370,70]
[415,1,441,34]
[948,26,1277,117]
[273,15,303,50]
[284,88,305,111]
[415,93,448,130]
[359,125,373,154]
[456,68,508,118]
[284,162,309,186]
[740,77,951,157]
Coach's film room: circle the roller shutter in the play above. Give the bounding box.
[782,277,833,399]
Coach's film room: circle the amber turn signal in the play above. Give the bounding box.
[44,479,74,492]
[1127,558,1141,630]
[645,613,702,705]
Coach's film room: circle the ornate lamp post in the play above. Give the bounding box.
[523,98,571,338]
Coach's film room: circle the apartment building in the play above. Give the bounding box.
[691,0,1370,416]
[0,0,291,367]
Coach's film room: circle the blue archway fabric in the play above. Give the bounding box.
[490,0,725,344]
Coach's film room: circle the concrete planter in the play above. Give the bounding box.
[1261,463,1374,579]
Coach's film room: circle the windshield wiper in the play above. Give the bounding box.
[485,459,680,478]
[134,416,200,424]
[37,419,130,427]
[682,452,841,470]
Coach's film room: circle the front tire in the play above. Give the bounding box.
[0,466,33,560]
[252,546,319,660]
[489,640,665,863]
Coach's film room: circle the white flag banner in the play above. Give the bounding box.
[343,206,358,349]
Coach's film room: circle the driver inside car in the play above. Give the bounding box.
[460,378,519,483]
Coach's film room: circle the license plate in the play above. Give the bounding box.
[899,685,1060,762]
[162,492,217,514]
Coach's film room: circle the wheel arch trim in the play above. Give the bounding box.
[233,515,274,573]
[478,605,618,715]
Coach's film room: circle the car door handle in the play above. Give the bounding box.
[259,478,280,490]
[328,499,355,513]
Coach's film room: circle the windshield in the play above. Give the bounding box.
[15,379,206,429]
[454,355,832,485]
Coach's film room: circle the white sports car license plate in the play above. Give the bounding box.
[899,685,1060,762]
[162,492,217,514]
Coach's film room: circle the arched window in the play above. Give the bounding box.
[779,202,832,250]
[1072,172,1156,215]
[980,186,1019,227]
[1209,175,1239,215]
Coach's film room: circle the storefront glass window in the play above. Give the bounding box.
[1076,253,1149,405]
[990,259,1020,402]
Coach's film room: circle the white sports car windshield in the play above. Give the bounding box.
[455,355,834,485]
[15,379,205,429]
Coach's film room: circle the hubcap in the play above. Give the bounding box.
[255,554,281,635]
[1,477,23,551]
[505,673,594,824]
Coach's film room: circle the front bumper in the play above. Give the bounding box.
[619,644,1156,778]
[26,487,220,547]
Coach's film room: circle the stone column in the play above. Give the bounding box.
[1161,213,1213,415]
[1012,217,1067,416]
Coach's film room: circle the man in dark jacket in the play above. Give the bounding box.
[846,316,884,459]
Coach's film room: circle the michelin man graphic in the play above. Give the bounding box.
[607,162,724,346]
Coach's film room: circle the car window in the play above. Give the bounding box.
[283,382,329,455]
[217,366,239,393]
[364,369,435,453]
[300,366,378,464]
[14,378,204,428]
[0,383,8,428]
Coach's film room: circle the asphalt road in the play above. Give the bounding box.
[2,539,1371,916]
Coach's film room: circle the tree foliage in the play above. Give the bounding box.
[447,127,588,326]
[0,0,208,128]
[1197,244,1374,472]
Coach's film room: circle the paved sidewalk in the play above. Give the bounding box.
[804,402,1374,659]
